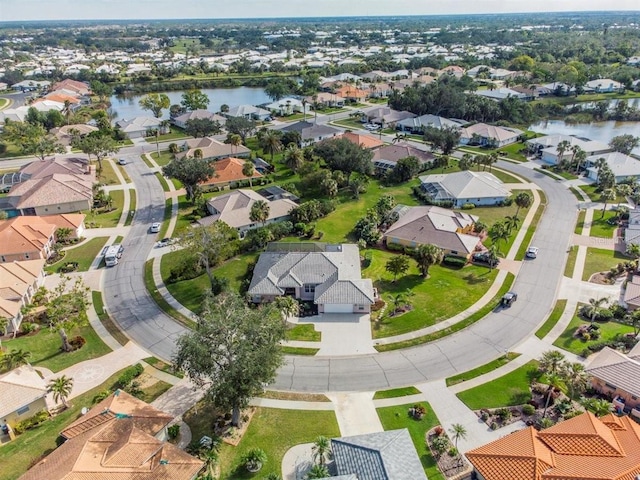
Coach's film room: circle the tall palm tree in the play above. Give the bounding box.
[312,436,332,465]
[538,350,566,376]
[564,362,589,400]
[283,144,304,172]
[556,140,571,164]
[488,221,510,254]
[242,161,256,187]
[414,244,444,278]
[62,100,72,125]
[542,371,566,418]
[273,296,299,322]
[616,184,632,208]
[504,214,521,235]
[228,134,242,155]
[249,199,269,226]
[600,188,617,218]
[261,130,283,162]
[514,192,532,218]
[486,152,498,173]
[48,375,74,408]
[1,349,32,370]
[193,148,203,160]
[449,423,467,449]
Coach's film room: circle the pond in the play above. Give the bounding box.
[109,86,270,121]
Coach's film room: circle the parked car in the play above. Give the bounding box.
[150,222,161,233]
[118,158,127,165]
[156,238,173,248]
[501,291,518,307]
[526,246,539,259]
[472,252,499,267]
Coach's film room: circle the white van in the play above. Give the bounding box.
[104,244,123,267]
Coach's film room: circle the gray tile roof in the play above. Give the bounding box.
[586,347,640,399]
[280,121,341,142]
[419,171,510,202]
[332,429,428,480]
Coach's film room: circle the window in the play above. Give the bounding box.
[357,305,365,310]
[605,383,617,391]
[304,284,315,294]
[16,405,30,415]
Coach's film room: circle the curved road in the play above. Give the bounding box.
[106,155,577,392]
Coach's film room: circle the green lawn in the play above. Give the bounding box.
[151,150,175,167]
[1,323,111,374]
[564,246,578,278]
[142,154,155,168]
[373,386,421,399]
[115,164,131,183]
[145,127,189,143]
[570,187,586,202]
[143,259,195,328]
[582,248,627,281]
[575,210,586,234]
[0,97,10,109]
[45,237,109,273]
[553,305,635,356]
[377,402,444,480]
[588,210,619,239]
[92,290,128,346]
[365,249,498,338]
[536,299,568,339]
[96,161,121,185]
[155,172,171,192]
[490,168,523,184]
[280,346,319,355]
[124,190,136,227]
[85,189,124,228]
[158,199,173,239]
[456,361,540,410]
[285,324,321,341]
[445,353,521,387]
[184,405,340,479]
[331,118,367,130]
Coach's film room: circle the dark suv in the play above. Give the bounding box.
[501,291,517,307]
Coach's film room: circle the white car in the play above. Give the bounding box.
[150,222,161,233]
[117,158,127,165]
[526,246,539,258]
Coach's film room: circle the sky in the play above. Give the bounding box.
[1,0,638,22]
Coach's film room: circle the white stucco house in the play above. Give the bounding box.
[526,134,612,165]
[585,152,640,183]
[419,170,511,208]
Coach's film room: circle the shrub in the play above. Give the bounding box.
[431,435,449,456]
[448,447,459,457]
[490,422,498,430]
[167,255,203,284]
[522,404,536,415]
[442,255,467,267]
[496,407,512,421]
[116,363,144,389]
[386,242,405,252]
[14,410,49,434]
[210,276,229,296]
[21,322,38,334]
[58,262,79,273]
[461,203,476,210]
[434,425,444,436]
[371,299,386,312]
[69,335,86,350]
[502,197,514,206]
[168,424,180,439]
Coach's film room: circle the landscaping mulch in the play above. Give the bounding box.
[216,407,256,447]
[426,427,470,480]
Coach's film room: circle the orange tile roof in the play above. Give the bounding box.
[44,93,80,104]
[201,157,262,186]
[340,131,384,150]
[335,85,368,99]
[51,79,91,95]
[0,217,55,256]
[467,412,640,480]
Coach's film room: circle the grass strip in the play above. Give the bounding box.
[570,187,586,202]
[124,190,136,227]
[564,246,578,278]
[143,259,195,328]
[535,299,568,339]
[141,154,154,168]
[373,386,421,399]
[158,198,173,239]
[154,171,170,192]
[575,209,586,234]
[375,272,515,352]
[285,324,321,341]
[514,190,547,260]
[143,356,184,379]
[280,346,319,355]
[261,391,331,402]
[91,290,129,346]
[446,352,520,387]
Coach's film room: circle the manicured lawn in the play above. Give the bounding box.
[0,97,10,109]
[575,209,586,234]
[151,150,175,167]
[535,299,568,339]
[85,189,124,228]
[124,190,136,227]
[285,324,321,341]
[145,127,189,143]
[365,249,498,338]
[92,290,128,346]
[155,171,170,192]
[161,250,259,313]
[579,184,625,204]
[456,361,540,410]
[490,168,523,183]
[143,259,195,328]
[553,305,635,356]
[115,163,131,183]
[570,186,586,202]
[184,405,340,479]
[564,246,578,278]
[588,210,619,238]
[582,248,627,281]
[45,237,109,273]
[445,352,521,387]
[280,346,319,355]
[142,153,155,168]
[96,160,121,185]
[158,199,173,239]
[1,323,111,374]
[332,118,366,130]
[377,402,444,480]
[135,379,173,403]
[373,386,421,399]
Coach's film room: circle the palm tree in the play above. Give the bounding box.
[274,296,299,322]
[385,255,411,282]
[486,244,499,271]
[488,221,510,254]
[306,464,330,479]
[514,192,532,218]
[47,375,74,408]
[503,214,521,235]
[449,423,467,449]
[564,362,589,400]
[581,397,612,417]
[284,144,304,172]
[392,132,408,144]
[414,244,444,278]
[242,161,256,187]
[312,436,331,465]
[193,148,203,160]
[261,130,283,162]
[486,152,498,173]
[584,297,609,325]
[556,140,571,165]
[538,350,566,376]
[542,371,566,418]
[600,188,617,218]
[249,199,270,226]
[390,289,415,314]
[62,100,72,125]
[301,98,308,122]
[228,134,242,155]
[616,184,632,208]
[1,349,32,370]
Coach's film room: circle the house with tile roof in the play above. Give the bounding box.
[383,205,482,258]
[0,365,51,431]
[459,123,523,148]
[176,136,251,161]
[0,259,46,333]
[585,152,640,183]
[50,79,91,96]
[0,216,56,263]
[372,142,434,174]
[419,171,511,208]
[199,157,262,189]
[20,416,203,480]
[172,109,226,129]
[396,114,466,134]
[280,121,341,146]
[199,189,297,233]
[51,124,99,146]
[248,243,375,314]
[585,343,640,414]
[305,91,346,108]
[364,107,416,127]
[466,411,640,480]
[339,131,384,150]
[115,116,164,139]
[330,429,427,480]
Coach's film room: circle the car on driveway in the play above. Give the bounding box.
[501,291,518,307]
[526,246,539,259]
[150,222,161,233]
[156,238,173,248]
[472,252,500,267]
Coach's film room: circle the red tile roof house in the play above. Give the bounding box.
[199,157,262,190]
[466,411,640,480]
[0,259,46,334]
[50,79,91,97]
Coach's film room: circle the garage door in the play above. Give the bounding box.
[323,304,354,313]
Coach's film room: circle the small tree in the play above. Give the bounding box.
[45,276,90,352]
[385,255,410,282]
[449,423,467,449]
[249,200,270,227]
[243,447,267,472]
[414,244,444,278]
[48,375,74,408]
[312,436,332,465]
[162,157,214,203]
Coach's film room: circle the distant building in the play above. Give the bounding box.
[459,123,522,148]
[176,137,251,161]
[115,116,163,139]
[0,259,46,333]
[526,134,612,165]
[279,121,341,146]
[396,114,466,134]
[172,109,226,129]
[224,104,271,121]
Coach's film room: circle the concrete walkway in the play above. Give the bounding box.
[326,392,383,436]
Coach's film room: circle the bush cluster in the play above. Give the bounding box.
[14,411,49,435]
[116,363,144,390]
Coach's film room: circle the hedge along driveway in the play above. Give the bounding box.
[364,249,498,338]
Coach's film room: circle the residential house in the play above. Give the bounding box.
[526,134,612,165]
[11,80,50,92]
[586,343,640,415]
[172,109,226,129]
[0,259,46,334]
[115,116,164,139]
[279,121,341,146]
[510,84,553,99]
[372,142,434,174]
[0,365,51,431]
[466,411,640,480]
[199,189,297,234]
[365,107,416,128]
[383,205,482,258]
[584,78,624,93]
[331,429,427,480]
[200,157,261,189]
[225,104,271,121]
[306,92,346,108]
[623,275,640,310]
[51,124,99,146]
[420,171,511,208]
[50,79,91,96]
[176,137,251,160]
[624,207,640,247]
[440,65,466,77]
[335,85,368,102]
[584,152,640,182]
[474,87,529,101]
[459,123,523,148]
[396,114,466,134]
[263,97,304,116]
[20,391,203,480]
[339,131,384,150]
[248,243,375,314]
[0,216,56,263]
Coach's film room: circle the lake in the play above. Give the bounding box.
[109,87,270,121]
